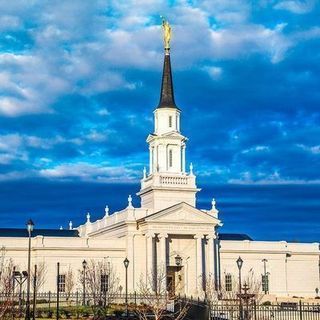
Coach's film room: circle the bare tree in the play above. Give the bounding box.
[65,267,75,303]
[205,270,263,320]
[78,259,120,316]
[136,266,189,320]
[0,247,14,319]
[31,262,47,293]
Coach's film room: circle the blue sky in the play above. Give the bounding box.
[0,0,319,242]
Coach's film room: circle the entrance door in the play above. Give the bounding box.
[167,273,175,297]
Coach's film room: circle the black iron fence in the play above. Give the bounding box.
[0,291,177,319]
[0,292,319,319]
[210,300,320,320]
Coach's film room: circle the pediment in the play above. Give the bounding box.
[144,202,220,226]
[147,132,186,142]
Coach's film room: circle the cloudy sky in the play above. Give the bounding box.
[0,0,319,241]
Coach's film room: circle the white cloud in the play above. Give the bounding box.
[39,162,138,182]
[229,170,320,185]
[0,15,21,31]
[204,66,223,80]
[241,145,270,154]
[297,144,320,154]
[274,0,315,14]
[97,108,110,116]
[210,23,292,63]
[0,0,318,118]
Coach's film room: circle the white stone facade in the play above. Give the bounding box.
[0,49,319,300]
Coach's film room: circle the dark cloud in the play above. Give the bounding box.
[0,1,319,240]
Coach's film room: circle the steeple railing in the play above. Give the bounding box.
[141,172,196,190]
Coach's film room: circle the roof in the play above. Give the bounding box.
[157,51,179,109]
[219,233,253,241]
[0,228,79,238]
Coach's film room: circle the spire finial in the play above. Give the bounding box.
[59,226,63,230]
[86,212,91,223]
[189,163,194,175]
[69,221,73,230]
[128,195,133,208]
[105,205,109,216]
[161,16,171,51]
[211,198,216,210]
[143,167,147,179]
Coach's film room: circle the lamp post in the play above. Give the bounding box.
[236,256,243,320]
[26,219,34,320]
[13,270,28,317]
[123,257,129,319]
[262,259,268,294]
[82,260,87,306]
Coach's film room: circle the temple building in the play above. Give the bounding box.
[0,27,319,300]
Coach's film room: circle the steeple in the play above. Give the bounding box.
[137,18,200,212]
[157,50,178,109]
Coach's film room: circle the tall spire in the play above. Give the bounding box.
[157,18,178,109]
[158,51,178,108]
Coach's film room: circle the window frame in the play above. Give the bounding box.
[262,274,269,293]
[101,274,109,293]
[169,149,173,167]
[58,274,66,293]
[225,273,232,292]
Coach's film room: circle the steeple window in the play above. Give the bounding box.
[169,149,173,167]
[169,116,172,128]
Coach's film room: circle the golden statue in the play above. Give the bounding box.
[161,16,171,49]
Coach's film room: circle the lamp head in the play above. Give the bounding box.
[123,257,129,269]
[13,271,21,277]
[82,260,87,269]
[175,254,182,267]
[236,256,243,270]
[26,219,34,233]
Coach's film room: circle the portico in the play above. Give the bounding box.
[135,202,221,296]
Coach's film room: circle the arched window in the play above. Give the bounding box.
[225,274,232,292]
[169,116,172,128]
[169,149,173,167]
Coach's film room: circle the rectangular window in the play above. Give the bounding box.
[169,150,173,167]
[101,274,109,293]
[58,274,66,293]
[262,274,269,293]
[169,116,172,128]
[225,274,232,292]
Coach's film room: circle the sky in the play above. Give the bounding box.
[0,0,319,242]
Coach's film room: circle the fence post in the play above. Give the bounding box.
[48,291,51,314]
[299,300,303,320]
[32,264,37,320]
[56,262,60,320]
[134,291,137,308]
[76,291,79,319]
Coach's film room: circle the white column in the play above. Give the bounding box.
[149,146,153,174]
[157,233,168,279]
[157,233,168,288]
[207,235,215,278]
[146,233,155,280]
[194,234,204,295]
[182,145,186,173]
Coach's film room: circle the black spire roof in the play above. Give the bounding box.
[157,50,178,109]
